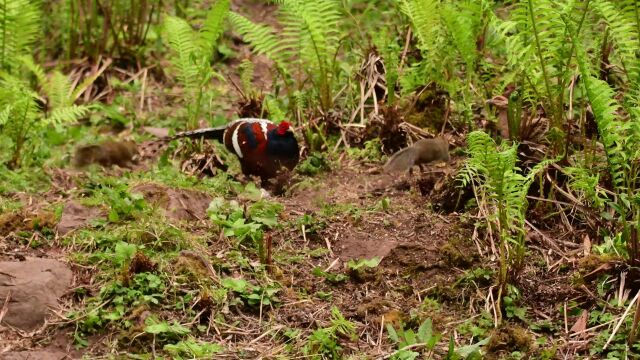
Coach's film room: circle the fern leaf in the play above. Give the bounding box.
[0,0,41,71]
[48,104,91,124]
[164,15,202,92]
[228,12,289,69]
[199,0,231,55]
[401,0,440,54]
[46,71,73,109]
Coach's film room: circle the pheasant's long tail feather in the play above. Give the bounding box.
[383,146,418,173]
[164,126,227,142]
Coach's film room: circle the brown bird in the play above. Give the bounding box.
[383,137,450,174]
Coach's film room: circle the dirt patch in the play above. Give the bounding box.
[0,257,73,331]
[0,350,68,360]
[133,183,212,221]
[57,201,102,236]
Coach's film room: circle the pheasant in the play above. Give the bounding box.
[165,118,300,181]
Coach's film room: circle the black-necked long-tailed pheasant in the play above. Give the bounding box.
[165,118,300,180]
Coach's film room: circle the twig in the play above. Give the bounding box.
[324,258,340,272]
[139,67,147,114]
[0,291,11,325]
[604,290,640,351]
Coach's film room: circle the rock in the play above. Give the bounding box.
[56,201,101,235]
[0,258,73,331]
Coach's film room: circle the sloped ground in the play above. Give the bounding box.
[0,152,596,359]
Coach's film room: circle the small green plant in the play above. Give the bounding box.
[347,139,383,162]
[311,267,348,284]
[144,316,191,342]
[387,319,441,359]
[164,338,225,359]
[303,307,357,359]
[71,271,165,342]
[297,152,332,176]
[221,277,280,309]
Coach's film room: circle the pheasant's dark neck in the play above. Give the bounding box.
[266,129,298,156]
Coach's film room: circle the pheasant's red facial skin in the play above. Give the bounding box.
[277,121,290,136]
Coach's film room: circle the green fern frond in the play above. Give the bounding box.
[46,71,73,109]
[239,59,255,96]
[18,55,47,85]
[0,0,41,71]
[230,0,341,112]
[228,12,289,69]
[593,0,640,102]
[199,0,231,55]
[48,104,91,124]
[441,1,481,73]
[164,15,202,91]
[571,21,629,191]
[400,0,440,54]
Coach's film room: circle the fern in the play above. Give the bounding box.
[570,15,640,261]
[164,16,204,93]
[491,0,588,134]
[199,0,231,55]
[593,0,640,104]
[460,130,557,323]
[163,0,230,128]
[229,0,342,114]
[20,56,96,124]
[0,0,41,71]
[400,0,440,54]
[0,73,40,167]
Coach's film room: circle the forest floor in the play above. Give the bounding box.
[0,154,608,359]
[0,0,630,359]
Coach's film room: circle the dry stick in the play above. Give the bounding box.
[0,291,11,324]
[324,258,340,272]
[265,233,273,271]
[139,67,147,114]
[629,292,640,344]
[398,27,412,74]
[564,302,569,334]
[604,290,640,351]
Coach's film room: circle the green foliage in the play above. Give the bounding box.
[460,130,556,322]
[229,0,342,115]
[297,152,331,176]
[0,73,41,167]
[387,319,440,359]
[72,271,165,338]
[400,0,485,122]
[570,14,640,262]
[347,139,383,162]
[303,307,356,359]
[43,0,162,61]
[0,0,41,71]
[0,54,98,167]
[311,267,348,284]
[221,277,281,308]
[164,338,224,359]
[163,0,230,128]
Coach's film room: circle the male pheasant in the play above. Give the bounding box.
[165,118,300,180]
